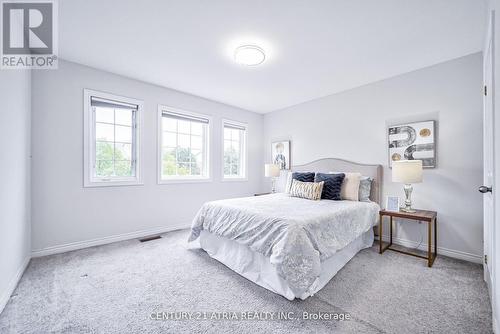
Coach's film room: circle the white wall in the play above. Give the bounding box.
[31,60,264,253]
[0,70,31,312]
[29,54,485,261]
[264,53,484,261]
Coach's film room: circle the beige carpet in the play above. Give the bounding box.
[0,229,492,333]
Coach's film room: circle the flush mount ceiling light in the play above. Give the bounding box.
[234,45,266,66]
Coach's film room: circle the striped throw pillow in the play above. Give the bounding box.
[290,179,324,200]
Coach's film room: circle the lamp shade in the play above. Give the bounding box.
[264,164,280,177]
[392,160,423,183]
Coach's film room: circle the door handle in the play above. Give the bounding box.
[479,186,493,193]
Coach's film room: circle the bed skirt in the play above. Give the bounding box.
[198,229,374,300]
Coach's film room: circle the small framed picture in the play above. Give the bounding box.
[386,196,400,212]
[271,140,291,170]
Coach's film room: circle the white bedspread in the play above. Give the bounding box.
[188,193,379,296]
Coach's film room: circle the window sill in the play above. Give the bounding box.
[221,177,248,182]
[84,179,144,188]
[158,177,212,185]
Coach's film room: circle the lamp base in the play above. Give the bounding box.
[400,207,416,213]
[401,183,416,213]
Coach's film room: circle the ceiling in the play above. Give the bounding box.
[59,0,486,113]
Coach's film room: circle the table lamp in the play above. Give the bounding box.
[392,160,423,212]
[265,164,281,193]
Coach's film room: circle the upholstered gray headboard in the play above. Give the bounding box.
[277,158,383,205]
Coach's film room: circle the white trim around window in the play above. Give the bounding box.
[222,119,248,182]
[157,105,212,184]
[83,89,144,187]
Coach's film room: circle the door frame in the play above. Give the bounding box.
[485,9,499,334]
[484,9,495,290]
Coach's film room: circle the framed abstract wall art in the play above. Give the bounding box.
[388,120,436,168]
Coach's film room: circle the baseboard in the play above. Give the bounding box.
[0,256,30,315]
[34,226,482,263]
[31,223,190,258]
[377,235,483,264]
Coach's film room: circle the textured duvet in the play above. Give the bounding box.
[188,193,380,296]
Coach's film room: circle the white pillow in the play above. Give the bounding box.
[285,171,293,193]
[339,172,362,201]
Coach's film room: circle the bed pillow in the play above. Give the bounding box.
[358,177,373,202]
[284,171,314,193]
[289,179,324,200]
[314,173,345,200]
[340,172,361,201]
[292,172,315,182]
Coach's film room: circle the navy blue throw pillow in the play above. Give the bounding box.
[292,172,315,183]
[314,173,345,200]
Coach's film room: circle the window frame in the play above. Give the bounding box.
[221,119,248,182]
[83,89,144,187]
[157,105,212,184]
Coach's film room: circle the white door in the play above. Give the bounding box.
[482,11,496,328]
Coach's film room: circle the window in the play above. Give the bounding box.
[84,89,143,187]
[158,106,210,182]
[223,120,247,180]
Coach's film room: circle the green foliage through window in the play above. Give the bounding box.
[224,146,240,175]
[223,126,244,177]
[162,147,202,177]
[95,141,132,177]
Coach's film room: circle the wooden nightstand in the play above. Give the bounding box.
[254,192,272,196]
[379,209,437,267]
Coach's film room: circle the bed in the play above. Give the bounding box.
[188,158,382,300]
